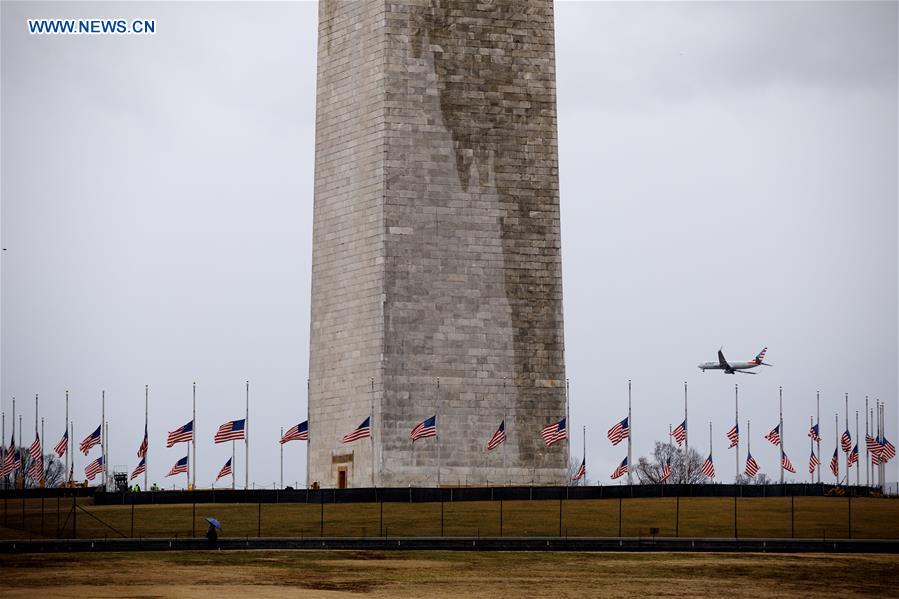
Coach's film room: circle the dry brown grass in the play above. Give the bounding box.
[0,496,896,540]
[0,550,897,598]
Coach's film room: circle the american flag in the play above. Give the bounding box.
[781,451,796,474]
[744,452,760,477]
[848,444,859,467]
[881,437,896,461]
[726,423,739,448]
[0,438,15,477]
[137,425,148,459]
[702,454,715,479]
[166,421,194,447]
[214,419,246,444]
[486,421,506,451]
[866,434,880,454]
[572,458,586,481]
[130,458,146,480]
[611,457,628,480]
[607,417,629,446]
[764,424,781,446]
[872,447,881,465]
[280,421,308,443]
[808,423,821,442]
[829,448,839,476]
[809,451,820,474]
[671,420,687,446]
[28,435,43,481]
[216,457,232,481]
[341,417,371,444]
[54,430,68,457]
[68,461,73,483]
[85,456,105,481]
[840,429,852,453]
[166,455,189,477]
[80,425,102,455]
[411,415,437,442]
[541,418,567,447]
[660,459,672,483]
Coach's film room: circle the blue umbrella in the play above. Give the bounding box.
[206,517,221,528]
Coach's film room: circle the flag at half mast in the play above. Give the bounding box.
[214,419,246,444]
[341,417,371,444]
[280,421,308,443]
[486,421,506,451]
[542,418,567,447]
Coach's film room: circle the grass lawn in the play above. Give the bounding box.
[0,496,896,540]
[1,550,897,598]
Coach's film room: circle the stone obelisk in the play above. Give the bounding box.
[309,0,567,488]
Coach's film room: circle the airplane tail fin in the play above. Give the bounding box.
[754,347,772,366]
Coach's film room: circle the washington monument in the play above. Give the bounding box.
[308,0,567,488]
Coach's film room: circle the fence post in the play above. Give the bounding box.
[847,495,851,539]
[675,495,679,538]
[499,499,503,537]
[56,495,60,538]
[558,497,563,537]
[72,492,77,539]
[618,496,622,537]
[790,494,794,538]
[733,493,737,539]
[320,493,324,537]
[379,496,383,537]
[440,500,444,537]
[41,495,44,536]
[131,498,135,538]
[192,499,196,538]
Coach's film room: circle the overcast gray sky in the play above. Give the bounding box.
[1,1,896,488]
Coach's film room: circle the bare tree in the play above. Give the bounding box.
[17,452,67,488]
[567,455,588,486]
[634,441,708,484]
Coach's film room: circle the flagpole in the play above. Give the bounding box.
[144,385,149,492]
[69,421,73,485]
[809,416,814,483]
[192,382,196,491]
[305,378,310,489]
[627,380,632,486]
[65,390,69,488]
[684,381,689,482]
[708,420,712,479]
[232,440,235,490]
[864,396,869,486]
[834,413,839,484]
[370,377,375,488]
[779,386,783,485]
[855,410,859,486]
[280,427,284,489]
[581,424,586,486]
[735,384,739,484]
[879,403,886,495]
[41,416,45,485]
[746,419,751,478]
[566,378,571,486]
[503,377,507,485]
[816,391,820,484]
[101,390,106,490]
[436,377,440,488]
[245,380,249,490]
[34,394,39,488]
[18,414,22,486]
[844,393,849,483]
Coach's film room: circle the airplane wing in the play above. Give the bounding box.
[734,370,757,375]
[717,349,729,369]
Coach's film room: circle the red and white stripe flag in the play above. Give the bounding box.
[808,451,820,474]
[701,454,715,479]
[216,458,232,481]
[572,459,586,482]
[486,421,506,451]
[54,430,68,457]
[781,452,796,474]
[610,457,628,480]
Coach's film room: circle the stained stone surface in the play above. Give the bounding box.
[309,0,567,488]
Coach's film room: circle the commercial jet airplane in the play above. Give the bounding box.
[698,347,771,374]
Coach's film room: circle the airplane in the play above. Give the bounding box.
[698,347,772,374]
